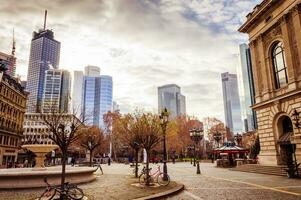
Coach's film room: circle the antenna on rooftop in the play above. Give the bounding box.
[12,28,16,56]
[43,10,47,30]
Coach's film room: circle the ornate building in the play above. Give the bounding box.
[0,71,27,167]
[239,0,301,165]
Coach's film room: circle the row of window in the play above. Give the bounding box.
[0,85,26,106]
[0,117,23,133]
[0,135,18,147]
[0,102,24,121]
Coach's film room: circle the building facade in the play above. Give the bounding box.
[0,71,27,167]
[238,44,256,132]
[239,0,301,165]
[158,84,186,119]
[26,29,60,113]
[42,69,71,113]
[221,72,243,134]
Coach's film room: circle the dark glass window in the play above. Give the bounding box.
[272,42,288,88]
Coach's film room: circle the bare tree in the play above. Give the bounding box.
[76,126,104,166]
[40,105,85,198]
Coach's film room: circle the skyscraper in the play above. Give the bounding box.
[99,75,113,127]
[238,44,256,132]
[158,84,186,118]
[221,72,242,134]
[84,65,100,77]
[42,69,70,113]
[26,11,61,112]
[71,71,84,116]
[82,66,113,128]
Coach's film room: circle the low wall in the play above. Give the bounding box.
[0,166,96,189]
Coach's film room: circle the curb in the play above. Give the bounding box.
[133,183,184,200]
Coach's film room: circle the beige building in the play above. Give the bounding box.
[0,71,27,167]
[239,0,301,165]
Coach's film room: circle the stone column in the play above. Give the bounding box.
[280,14,297,83]
[291,5,301,76]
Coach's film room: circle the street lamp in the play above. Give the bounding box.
[189,128,203,174]
[234,133,242,146]
[213,132,222,148]
[160,107,169,181]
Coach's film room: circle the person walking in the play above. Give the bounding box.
[108,157,111,166]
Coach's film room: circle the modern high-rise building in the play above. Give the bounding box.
[42,69,71,113]
[71,71,84,116]
[113,101,120,112]
[238,44,257,132]
[84,65,100,77]
[82,66,113,128]
[221,72,242,134]
[26,11,61,113]
[158,84,186,119]
[99,75,113,128]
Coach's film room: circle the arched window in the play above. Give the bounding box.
[272,42,288,88]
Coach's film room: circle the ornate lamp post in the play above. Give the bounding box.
[213,132,222,148]
[234,133,243,147]
[160,107,169,181]
[189,128,203,174]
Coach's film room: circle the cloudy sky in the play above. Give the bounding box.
[0,0,261,121]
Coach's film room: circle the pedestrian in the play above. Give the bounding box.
[24,159,28,168]
[108,157,111,166]
[71,157,75,166]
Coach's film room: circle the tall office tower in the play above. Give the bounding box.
[113,101,120,112]
[221,72,242,134]
[158,84,186,119]
[84,65,100,77]
[99,75,113,128]
[82,76,100,126]
[26,11,61,113]
[180,94,186,115]
[71,71,84,116]
[42,69,70,113]
[238,44,257,132]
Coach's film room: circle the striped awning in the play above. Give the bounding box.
[278,132,293,144]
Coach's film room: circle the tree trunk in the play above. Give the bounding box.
[61,150,67,199]
[89,149,93,167]
[135,149,139,178]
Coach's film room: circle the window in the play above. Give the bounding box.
[272,42,288,88]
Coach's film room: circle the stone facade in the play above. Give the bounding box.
[0,72,27,167]
[239,0,301,165]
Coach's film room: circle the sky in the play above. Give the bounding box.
[0,0,262,122]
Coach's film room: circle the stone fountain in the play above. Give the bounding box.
[22,144,58,169]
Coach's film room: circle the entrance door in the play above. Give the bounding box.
[278,116,294,165]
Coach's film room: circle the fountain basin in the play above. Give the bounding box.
[22,144,59,169]
[0,166,96,189]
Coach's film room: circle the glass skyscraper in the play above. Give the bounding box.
[99,75,113,128]
[158,84,186,119]
[238,44,257,132]
[26,29,60,113]
[42,69,70,113]
[221,72,242,134]
[81,66,113,128]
